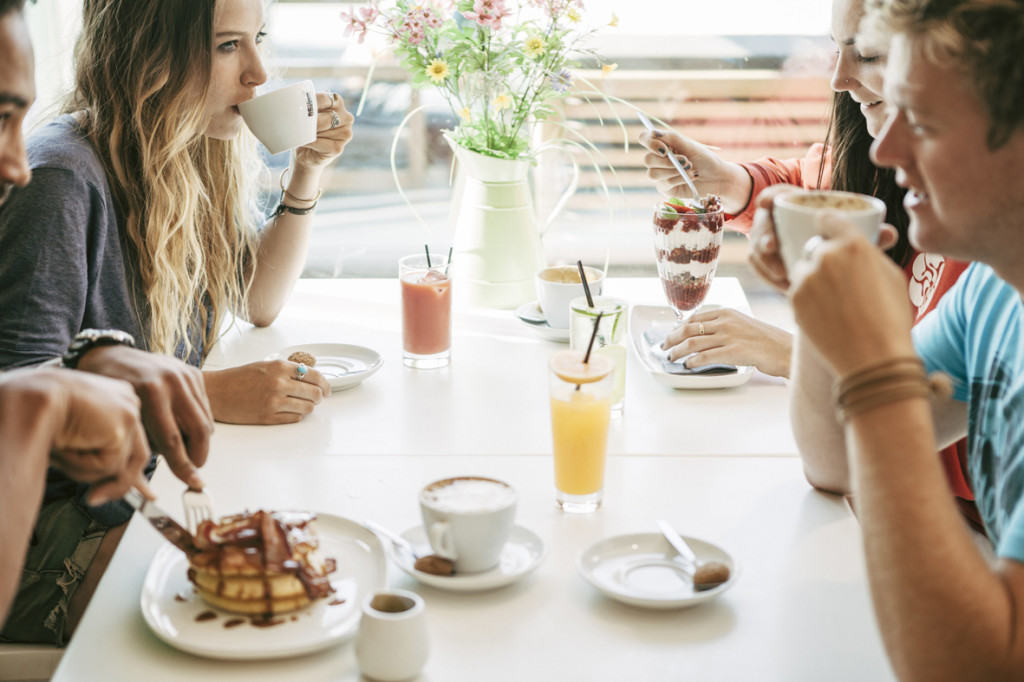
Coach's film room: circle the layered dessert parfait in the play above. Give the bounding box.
[188,510,337,616]
[652,196,725,315]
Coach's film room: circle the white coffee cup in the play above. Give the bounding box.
[772,190,886,274]
[419,476,517,574]
[237,80,318,155]
[535,265,605,330]
[355,589,429,682]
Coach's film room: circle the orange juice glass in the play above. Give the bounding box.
[549,350,614,513]
[400,253,451,369]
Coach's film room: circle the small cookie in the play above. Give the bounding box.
[287,351,317,367]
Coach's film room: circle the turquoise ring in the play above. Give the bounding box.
[295,363,308,381]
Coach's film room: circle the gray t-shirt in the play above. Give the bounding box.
[0,116,154,526]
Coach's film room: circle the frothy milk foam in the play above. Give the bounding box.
[421,478,516,514]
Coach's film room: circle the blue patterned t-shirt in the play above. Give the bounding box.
[913,263,1024,560]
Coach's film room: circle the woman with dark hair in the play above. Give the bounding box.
[640,0,973,512]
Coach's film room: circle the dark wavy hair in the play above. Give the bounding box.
[817,91,913,268]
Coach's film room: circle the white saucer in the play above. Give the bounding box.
[577,532,738,609]
[514,301,570,343]
[629,305,755,390]
[392,524,546,591]
[266,343,383,391]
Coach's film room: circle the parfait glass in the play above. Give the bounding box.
[651,199,726,321]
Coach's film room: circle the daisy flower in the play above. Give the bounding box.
[524,35,546,58]
[425,58,450,84]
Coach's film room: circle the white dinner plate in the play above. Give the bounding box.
[578,532,738,610]
[514,301,570,343]
[630,305,755,389]
[392,524,546,592]
[140,513,387,660]
[266,343,383,391]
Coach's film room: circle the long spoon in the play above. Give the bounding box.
[656,519,731,590]
[637,111,701,201]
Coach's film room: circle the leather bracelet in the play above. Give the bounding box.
[832,356,953,423]
[273,201,318,217]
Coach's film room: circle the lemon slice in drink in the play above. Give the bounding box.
[550,350,613,384]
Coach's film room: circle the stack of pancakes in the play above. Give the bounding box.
[188,510,337,616]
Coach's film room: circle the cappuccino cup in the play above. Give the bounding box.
[419,476,517,573]
[772,190,886,274]
[238,80,318,155]
[535,265,604,329]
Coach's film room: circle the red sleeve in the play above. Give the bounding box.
[728,143,830,234]
[902,253,974,502]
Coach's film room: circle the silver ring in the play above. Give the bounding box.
[698,322,706,336]
[295,363,308,381]
[802,235,825,260]
[330,111,341,130]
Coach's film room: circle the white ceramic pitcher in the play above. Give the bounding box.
[447,137,579,309]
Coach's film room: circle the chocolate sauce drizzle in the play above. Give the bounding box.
[187,510,336,618]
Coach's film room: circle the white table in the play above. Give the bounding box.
[52,278,894,681]
[199,277,797,459]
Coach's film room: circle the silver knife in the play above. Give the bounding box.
[656,519,698,566]
[125,489,199,556]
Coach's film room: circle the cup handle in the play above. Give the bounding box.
[533,141,579,237]
[427,522,457,561]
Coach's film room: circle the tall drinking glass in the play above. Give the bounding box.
[569,296,627,413]
[400,253,451,369]
[652,198,725,321]
[549,350,614,513]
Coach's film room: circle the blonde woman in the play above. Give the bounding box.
[0,0,352,644]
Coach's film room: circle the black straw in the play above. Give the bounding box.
[424,244,432,268]
[445,246,453,275]
[577,260,594,308]
[583,312,603,364]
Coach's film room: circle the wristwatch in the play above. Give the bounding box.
[61,328,136,369]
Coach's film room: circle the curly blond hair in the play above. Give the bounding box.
[868,0,1024,150]
[66,0,263,358]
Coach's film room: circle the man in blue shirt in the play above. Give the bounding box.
[748,0,1024,678]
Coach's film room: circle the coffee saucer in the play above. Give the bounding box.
[392,524,546,592]
[265,343,382,391]
[514,301,570,343]
[577,532,738,609]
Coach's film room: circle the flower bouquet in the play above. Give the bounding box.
[341,0,616,161]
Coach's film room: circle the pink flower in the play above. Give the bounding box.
[422,8,443,29]
[464,0,509,29]
[340,9,370,43]
[358,6,380,23]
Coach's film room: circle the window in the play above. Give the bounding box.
[24,1,834,285]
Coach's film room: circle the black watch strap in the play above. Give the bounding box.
[61,329,136,369]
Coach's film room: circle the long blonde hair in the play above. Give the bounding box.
[67,0,263,358]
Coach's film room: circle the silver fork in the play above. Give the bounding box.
[182,487,215,534]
